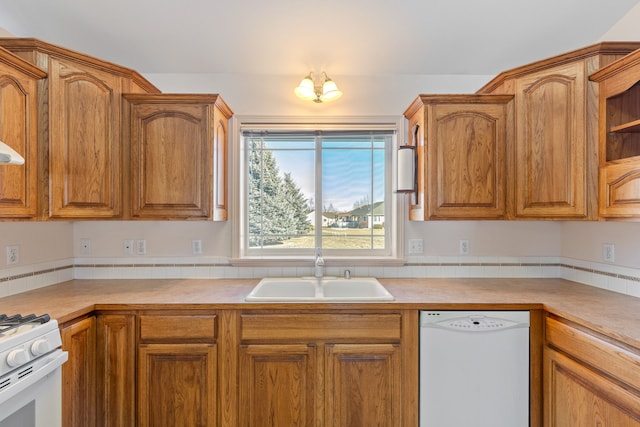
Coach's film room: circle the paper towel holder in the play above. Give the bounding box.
[396,124,418,194]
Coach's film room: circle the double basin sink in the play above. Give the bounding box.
[245,276,394,302]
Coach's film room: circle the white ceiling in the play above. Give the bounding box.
[0,0,639,77]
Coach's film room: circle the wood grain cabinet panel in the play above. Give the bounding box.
[0,47,45,218]
[48,57,122,218]
[600,162,640,216]
[96,314,135,427]
[544,316,640,425]
[138,344,217,427]
[544,348,640,426]
[325,343,401,427]
[61,316,97,427]
[124,94,232,220]
[514,62,587,218]
[137,311,217,427]
[239,344,317,427]
[237,311,411,427]
[404,95,513,220]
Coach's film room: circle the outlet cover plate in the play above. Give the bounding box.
[408,239,424,254]
[6,245,19,265]
[459,239,470,255]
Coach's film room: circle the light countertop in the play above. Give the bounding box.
[1,277,639,348]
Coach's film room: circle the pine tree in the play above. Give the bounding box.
[283,172,311,236]
[248,139,310,246]
[248,139,286,246]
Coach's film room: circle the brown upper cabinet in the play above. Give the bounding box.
[405,43,640,221]
[590,47,640,219]
[403,95,514,220]
[478,42,640,220]
[0,46,46,219]
[0,38,233,221]
[0,38,160,220]
[123,94,232,220]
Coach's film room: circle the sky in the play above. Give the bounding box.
[270,141,386,212]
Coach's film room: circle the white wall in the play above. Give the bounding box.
[561,222,640,269]
[145,73,493,117]
[0,222,72,265]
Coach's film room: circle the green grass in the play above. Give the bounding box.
[277,227,385,249]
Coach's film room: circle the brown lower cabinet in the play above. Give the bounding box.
[544,315,640,426]
[60,316,97,427]
[238,311,407,427]
[138,344,217,427]
[60,309,640,427]
[96,314,135,427]
[60,309,416,427]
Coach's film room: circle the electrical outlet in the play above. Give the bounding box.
[408,239,424,254]
[459,239,470,255]
[192,239,202,255]
[136,239,147,255]
[603,243,615,263]
[6,245,19,265]
[124,239,134,256]
[80,239,91,255]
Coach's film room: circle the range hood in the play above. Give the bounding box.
[0,140,25,165]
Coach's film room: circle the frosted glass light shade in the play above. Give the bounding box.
[321,78,342,102]
[294,75,317,100]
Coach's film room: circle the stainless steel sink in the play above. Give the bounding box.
[245,277,394,302]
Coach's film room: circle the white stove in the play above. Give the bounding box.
[0,314,67,427]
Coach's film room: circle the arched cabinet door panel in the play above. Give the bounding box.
[0,49,45,218]
[599,162,640,218]
[49,57,122,218]
[124,94,232,220]
[404,94,513,220]
[514,62,587,218]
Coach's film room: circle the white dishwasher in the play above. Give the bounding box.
[419,311,529,427]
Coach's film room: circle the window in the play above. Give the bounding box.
[234,118,404,263]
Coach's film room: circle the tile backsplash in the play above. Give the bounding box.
[1,256,639,299]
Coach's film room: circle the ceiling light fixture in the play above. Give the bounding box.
[294,72,342,103]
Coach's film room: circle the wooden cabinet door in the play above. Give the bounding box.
[599,162,640,218]
[427,100,510,219]
[96,314,135,427]
[514,62,588,218]
[212,104,229,221]
[239,344,317,427]
[404,95,512,220]
[127,99,212,219]
[544,347,640,426]
[138,344,217,427]
[61,316,97,427]
[325,343,402,427]
[0,50,44,218]
[48,57,122,218]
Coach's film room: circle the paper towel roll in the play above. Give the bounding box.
[397,145,415,192]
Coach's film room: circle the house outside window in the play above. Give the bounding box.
[232,117,405,264]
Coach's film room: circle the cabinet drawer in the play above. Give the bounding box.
[139,315,216,343]
[240,313,401,342]
[545,316,640,392]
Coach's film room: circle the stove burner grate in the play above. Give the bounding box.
[0,314,50,335]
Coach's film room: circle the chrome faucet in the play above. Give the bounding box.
[314,248,325,278]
